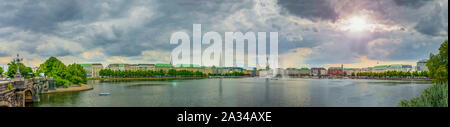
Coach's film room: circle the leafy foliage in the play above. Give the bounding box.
[399,40,448,107]
[8,83,12,90]
[99,69,206,78]
[426,40,448,82]
[209,72,245,76]
[399,82,448,107]
[36,57,87,87]
[6,62,33,78]
[356,70,429,78]
[65,64,88,85]
[36,57,67,79]
[0,66,3,76]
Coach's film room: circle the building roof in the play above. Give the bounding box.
[138,64,154,66]
[80,64,92,66]
[173,64,201,68]
[92,63,102,66]
[155,63,172,67]
[373,65,390,69]
[390,64,402,68]
[298,67,310,70]
[328,67,343,70]
[108,63,126,66]
[402,65,412,68]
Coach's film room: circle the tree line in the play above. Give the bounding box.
[209,72,245,76]
[353,70,429,79]
[99,69,207,78]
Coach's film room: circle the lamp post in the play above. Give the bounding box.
[13,54,24,79]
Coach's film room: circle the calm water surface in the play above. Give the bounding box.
[33,78,431,107]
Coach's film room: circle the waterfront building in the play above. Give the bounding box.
[416,60,428,71]
[213,67,228,74]
[343,68,360,76]
[154,63,173,71]
[362,67,372,72]
[173,64,213,75]
[92,63,103,77]
[328,67,343,75]
[250,67,257,77]
[138,64,155,71]
[286,68,298,77]
[311,68,327,76]
[401,65,413,72]
[80,64,92,77]
[258,69,273,77]
[81,63,103,78]
[127,64,139,71]
[107,64,126,71]
[388,64,402,71]
[297,68,310,76]
[372,65,389,72]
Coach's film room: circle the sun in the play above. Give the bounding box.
[348,17,368,31]
[340,16,371,32]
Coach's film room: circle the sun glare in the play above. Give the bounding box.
[340,16,371,32]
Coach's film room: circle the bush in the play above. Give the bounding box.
[55,77,71,88]
[8,83,12,90]
[398,82,448,107]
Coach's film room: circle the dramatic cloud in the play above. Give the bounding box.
[414,3,445,36]
[0,0,448,69]
[393,0,432,8]
[277,0,339,22]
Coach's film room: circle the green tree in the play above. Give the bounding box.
[6,62,33,78]
[168,69,177,76]
[426,40,448,82]
[36,57,72,87]
[36,57,67,79]
[65,64,87,85]
[399,40,448,107]
[0,66,3,77]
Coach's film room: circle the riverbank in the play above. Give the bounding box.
[348,77,431,81]
[44,84,93,94]
[88,76,431,82]
[88,77,208,82]
[276,76,432,81]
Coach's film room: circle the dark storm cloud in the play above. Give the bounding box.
[414,4,444,36]
[393,0,432,8]
[1,0,81,33]
[0,0,448,66]
[63,0,255,57]
[277,0,339,22]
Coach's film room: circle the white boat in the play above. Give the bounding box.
[99,93,110,96]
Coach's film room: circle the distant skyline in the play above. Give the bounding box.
[0,0,448,68]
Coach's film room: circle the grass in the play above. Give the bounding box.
[398,82,448,107]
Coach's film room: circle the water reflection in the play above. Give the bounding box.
[33,78,431,107]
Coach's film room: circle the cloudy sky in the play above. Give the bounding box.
[0,0,448,69]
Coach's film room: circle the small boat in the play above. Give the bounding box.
[99,93,110,96]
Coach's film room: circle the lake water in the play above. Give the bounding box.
[32,78,431,107]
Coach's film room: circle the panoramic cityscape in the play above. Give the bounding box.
[3,58,429,79]
[0,0,448,109]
